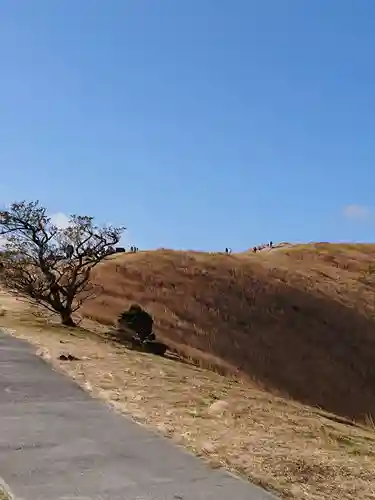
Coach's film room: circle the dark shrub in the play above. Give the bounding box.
[118,304,168,356]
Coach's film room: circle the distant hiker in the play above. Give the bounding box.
[253,246,257,253]
[225,247,229,254]
[130,246,134,253]
[269,241,273,248]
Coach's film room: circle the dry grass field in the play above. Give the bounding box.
[83,243,375,421]
[1,242,375,499]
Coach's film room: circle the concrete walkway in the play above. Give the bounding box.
[0,331,276,500]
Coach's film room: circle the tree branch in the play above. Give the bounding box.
[0,201,125,326]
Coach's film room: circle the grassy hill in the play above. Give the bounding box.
[82,243,375,422]
[2,243,375,499]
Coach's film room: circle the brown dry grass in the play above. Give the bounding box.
[1,298,375,500]
[82,243,375,421]
[2,243,375,499]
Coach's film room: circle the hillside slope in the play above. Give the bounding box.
[82,243,375,421]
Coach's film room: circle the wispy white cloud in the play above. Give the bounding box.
[342,204,371,221]
[50,212,70,229]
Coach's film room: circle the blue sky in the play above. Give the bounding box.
[1,1,375,251]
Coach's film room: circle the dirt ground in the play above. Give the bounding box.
[1,291,375,500]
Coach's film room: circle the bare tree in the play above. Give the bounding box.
[0,201,125,326]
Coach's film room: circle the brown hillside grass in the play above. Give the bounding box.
[82,243,375,422]
[2,269,375,499]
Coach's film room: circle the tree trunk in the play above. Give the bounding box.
[60,309,76,327]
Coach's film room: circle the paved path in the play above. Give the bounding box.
[0,331,276,500]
